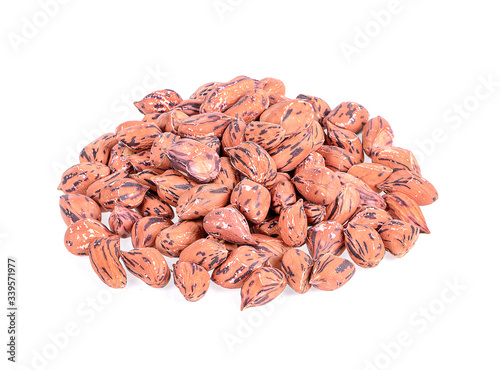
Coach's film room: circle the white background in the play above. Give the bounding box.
[1,1,499,369]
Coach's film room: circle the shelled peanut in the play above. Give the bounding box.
[58,75,438,310]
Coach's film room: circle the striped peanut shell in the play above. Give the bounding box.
[86,170,130,206]
[173,262,210,302]
[131,166,161,187]
[280,249,313,294]
[142,113,162,123]
[121,247,170,288]
[134,89,183,114]
[115,120,146,133]
[155,220,205,257]
[372,147,421,175]
[269,173,297,214]
[231,179,271,224]
[155,109,189,133]
[252,234,289,254]
[240,267,286,310]
[268,126,314,172]
[203,207,257,246]
[129,169,163,192]
[212,157,240,190]
[303,201,326,225]
[317,145,359,172]
[131,216,172,249]
[201,76,257,113]
[137,192,174,219]
[127,150,153,172]
[98,178,149,211]
[225,89,270,123]
[294,151,326,176]
[252,234,290,269]
[64,218,115,256]
[190,81,221,100]
[108,205,142,238]
[379,220,419,257]
[268,93,290,106]
[291,166,341,205]
[323,102,368,133]
[79,133,118,164]
[178,112,234,138]
[326,124,364,162]
[279,199,307,248]
[174,99,202,116]
[378,170,438,206]
[383,192,430,234]
[117,123,162,151]
[362,116,394,156]
[89,237,127,289]
[325,183,361,225]
[196,136,221,155]
[150,132,181,170]
[58,162,110,195]
[337,172,386,209]
[59,194,101,226]
[108,142,134,173]
[258,77,286,96]
[211,246,270,289]
[260,99,315,136]
[206,235,238,252]
[221,118,247,154]
[347,163,393,191]
[349,206,392,230]
[152,169,196,206]
[178,238,228,271]
[345,223,385,268]
[309,253,355,291]
[311,120,326,152]
[252,216,281,239]
[296,94,331,122]
[166,138,221,183]
[176,184,231,220]
[244,121,286,151]
[227,141,277,187]
[306,220,345,259]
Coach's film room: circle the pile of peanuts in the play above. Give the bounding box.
[58,76,438,310]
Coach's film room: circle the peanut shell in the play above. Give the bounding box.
[227,141,277,187]
[108,205,142,238]
[212,246,270,289]
[121,248,170,288]
[240,267,286,310]
[323,102,368,133]
[166,138,221,183]
[64,218,116,256]
[281,249,313,294]
[306,220,345,260]
[178,238,228,271]
[58,162,110,195]
[59,194,101,226]
[176,184,231,220]
[131,216,173,249]
[278,199,307,248]
[203,207,258,246]
[309,253,355,291]
[173,262,210,302]
[134,89,183,114]
[345,223,385,268]
[291,166,341,205]
[155,220,205,257]
[230,178,271,224]
[89,237,127,289]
